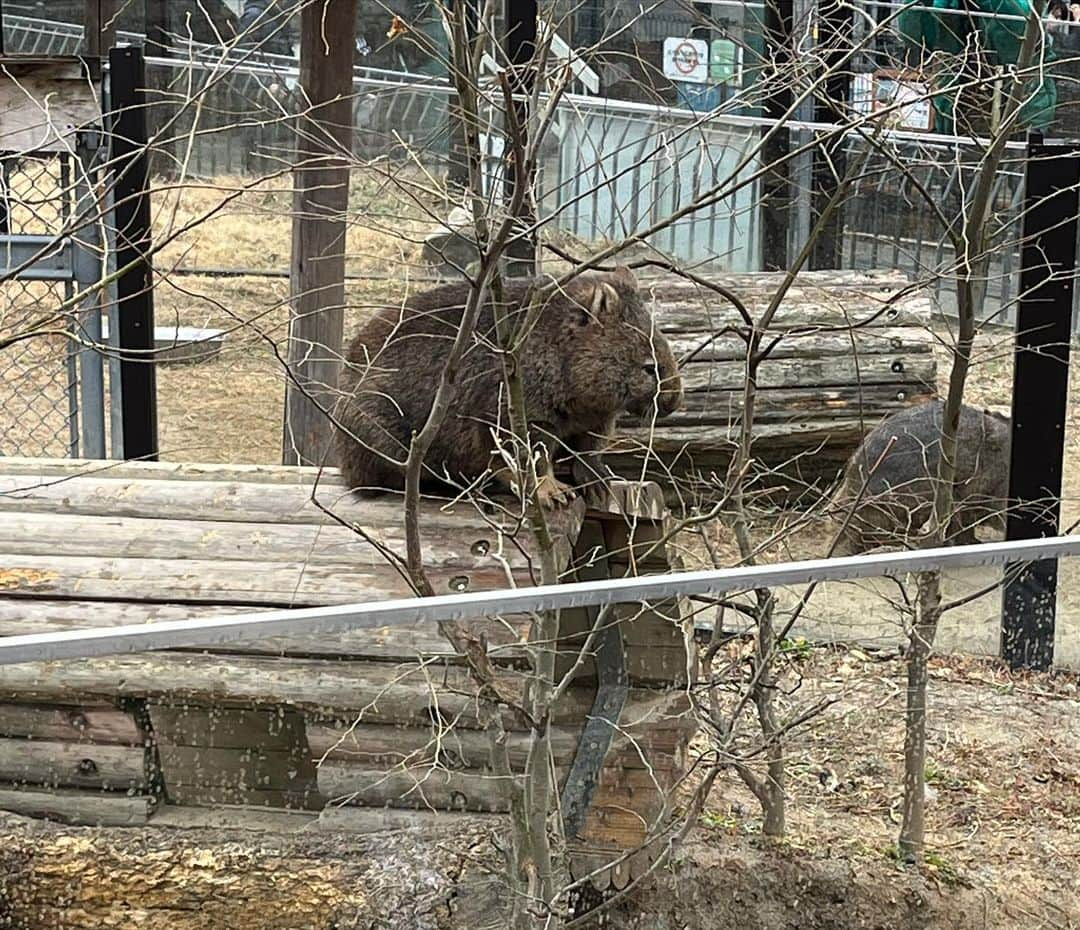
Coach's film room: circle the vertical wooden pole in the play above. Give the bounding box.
[282,0,357,466]
[83,0,117,58]
[761,0,793,271]
[109,45,159,461]
[1001,136,1080,671]
[504,0,538,277]
[808,0,850,270]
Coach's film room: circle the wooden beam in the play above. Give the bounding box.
[0,787,154,826]
[282,0,358,466]
[83,0,117,57]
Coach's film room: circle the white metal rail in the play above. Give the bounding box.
[0,536,1076,666]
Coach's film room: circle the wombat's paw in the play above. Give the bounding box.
[536,474,576,510]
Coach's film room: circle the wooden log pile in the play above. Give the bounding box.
[610,269,938,499]
[0,459,694,891]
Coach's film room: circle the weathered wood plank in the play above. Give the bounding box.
[639,268,910,293]
[650,294,932,334]
[0,652,605,729]
[318,761,676,813]
[678,353,936,393]
[0,552,522,606]
[306,722,581,770]
[0,511,537,576]
[0,472,535,531]
[0,703,141,744]
[317,805,493,834]
[613,418,868,454]
[667,382,934,420]
[667,327,933,362]
[0,787,155,826]
[0,599,529,663]
[0,738,147,790]
[0,457,334,484]
[317,764,513,812]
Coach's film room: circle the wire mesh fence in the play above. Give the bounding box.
[842,137,1030,330]
[0,154,81,458]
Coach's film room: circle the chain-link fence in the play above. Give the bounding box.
[0,154,82,458]
[842,137,1030,330]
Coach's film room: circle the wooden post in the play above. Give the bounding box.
[281,0,357,466]
[504,0,538,277]
[83,0,117,57]
[761,0,793,271]
[809,0,850,270]
[1001,136,1080,671]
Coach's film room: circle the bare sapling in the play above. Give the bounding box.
[897,0,1046,863]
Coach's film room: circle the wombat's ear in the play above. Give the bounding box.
[610,265,638,290]
[589,279,621,321]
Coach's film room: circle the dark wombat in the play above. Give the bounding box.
[834,400,1011,553]
[333,267,683,506]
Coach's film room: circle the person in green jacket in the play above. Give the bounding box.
[897,0,1056,132]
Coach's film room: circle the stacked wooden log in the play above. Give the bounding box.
[0,459,693,890]
[610,269,938,499]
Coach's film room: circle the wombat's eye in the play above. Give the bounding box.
[642,363,659,379]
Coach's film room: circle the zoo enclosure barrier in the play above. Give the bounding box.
[0,48,160,463]
[6,7,1080,330]
[0,68,111,459]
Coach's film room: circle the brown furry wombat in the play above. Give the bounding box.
[834,400,1011,553]
[333,267,683,506]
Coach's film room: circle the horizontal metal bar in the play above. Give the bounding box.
[0,536,1077,667]
[0,234,74,281]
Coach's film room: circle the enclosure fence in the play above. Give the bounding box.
[0,153,100,458]
[5,9,1078,317]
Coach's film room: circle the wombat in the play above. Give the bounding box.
[333,267,683,506]
[834,400,1011,553]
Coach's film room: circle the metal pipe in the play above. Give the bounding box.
[0,535,1077,665]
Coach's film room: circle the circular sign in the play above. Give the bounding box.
[672,41,700,75]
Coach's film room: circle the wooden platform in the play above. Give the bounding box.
[0,458,693,888]
[612,269,938,498]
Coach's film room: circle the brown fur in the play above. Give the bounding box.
[333,268,683,496]
[833,400,1011,554]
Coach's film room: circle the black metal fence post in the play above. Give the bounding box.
[109,44,159,461]
[1000,134,1080,671]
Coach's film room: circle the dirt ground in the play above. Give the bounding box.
[0,649,1076,930]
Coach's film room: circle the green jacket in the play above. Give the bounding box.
[897,0,1056,131]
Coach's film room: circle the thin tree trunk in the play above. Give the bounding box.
[899,569,942,861]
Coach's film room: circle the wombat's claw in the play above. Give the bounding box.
[535,474,575,509]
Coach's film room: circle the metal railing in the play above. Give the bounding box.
[0,534,1076,665]
[841,136,1030,330]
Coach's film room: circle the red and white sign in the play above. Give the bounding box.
[663,37,709,84]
